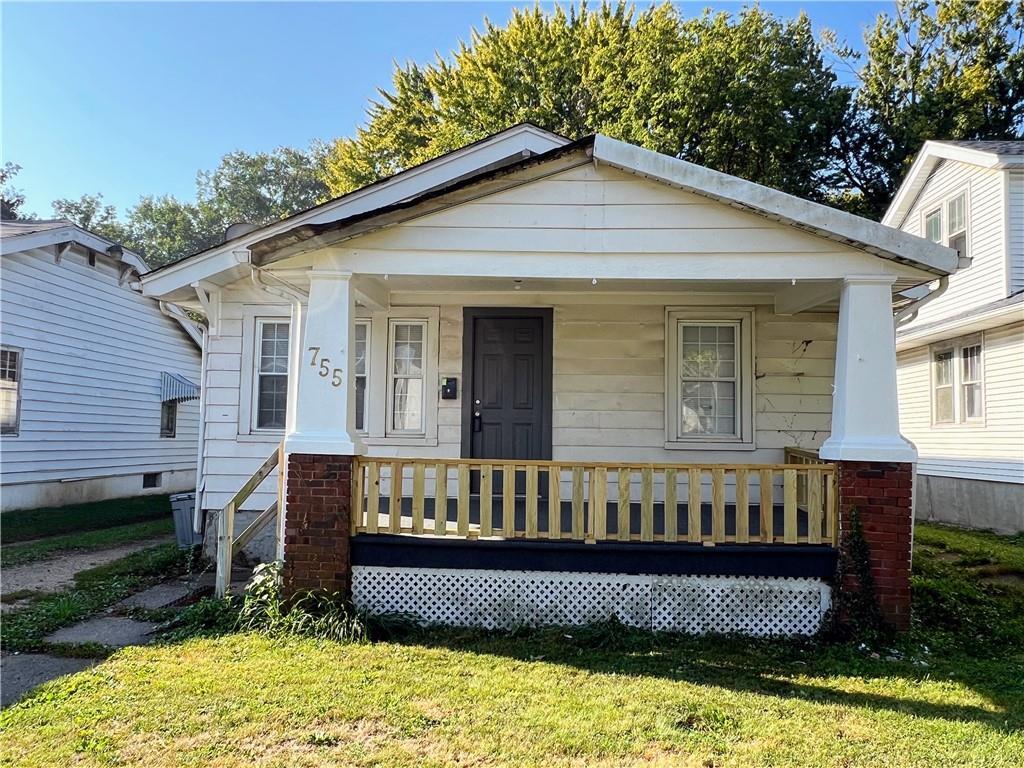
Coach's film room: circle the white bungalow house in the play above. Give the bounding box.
[884,140,1024,534]
[141,125,960,633]
[0,220,202,511]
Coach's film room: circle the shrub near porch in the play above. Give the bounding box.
[2,524,1022,768]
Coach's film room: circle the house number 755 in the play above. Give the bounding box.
[307,346,343,388]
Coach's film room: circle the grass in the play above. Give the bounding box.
[0,544,190,654]
[1,518,174,567]
[1,495,173,544]
[1,523,1022,767]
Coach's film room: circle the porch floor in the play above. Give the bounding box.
[365,496,818,540]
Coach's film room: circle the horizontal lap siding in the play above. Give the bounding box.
[897,322,1024,482]
[901,160,1008,327]
[0,247,201,487]
[552,304,835,463]
[200,288,283,512]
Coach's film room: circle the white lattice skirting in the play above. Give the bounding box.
[352,566,832,636]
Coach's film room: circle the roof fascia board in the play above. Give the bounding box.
[592,135,958,276]
[140,125,569,292]
[895,299,1024,350]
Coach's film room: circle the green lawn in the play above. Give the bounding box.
[1,519,174,568]
[2,523,1022,767]
[1,495,173,544]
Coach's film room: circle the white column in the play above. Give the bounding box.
[819,276,917,463]
[284,269,365,456]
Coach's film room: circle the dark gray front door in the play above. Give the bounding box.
[469,315,548,460]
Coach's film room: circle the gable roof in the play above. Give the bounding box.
[1,219,202,347]
[246,134,958,277]
[141,123,569,287]
[141,128,959,299]
[883,139,1024,228]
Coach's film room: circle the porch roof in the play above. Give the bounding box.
[141,130,960,302]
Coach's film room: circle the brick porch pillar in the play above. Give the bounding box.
[837,461,914,631]
[282,453,353,599]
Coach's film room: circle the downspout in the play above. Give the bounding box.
[894,275,950,327]
[192,322,209,533]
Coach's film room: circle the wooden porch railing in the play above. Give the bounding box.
[351,457,838,547]
[215,442,284,597]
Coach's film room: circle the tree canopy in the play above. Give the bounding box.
[20,0,1024,264]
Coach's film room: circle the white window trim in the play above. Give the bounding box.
[364,306,440,447]
[239,305,293,436]
[929,333,985,427]
[923,207,943,243]
[665,307,755,450]
[0,344,24,438]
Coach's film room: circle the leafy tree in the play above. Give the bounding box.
[51,193,132,244]
[1,162,26,221]
[322,3,852,202]
[831,0,1024,217]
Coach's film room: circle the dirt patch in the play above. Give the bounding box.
[0,537,172,598]
[978,572,1024,590]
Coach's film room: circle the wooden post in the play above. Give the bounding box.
[734,468,749,544]
[480,464,493,538]
[663,467,677,543]
[688,468,702,543]
[591,466,607,542]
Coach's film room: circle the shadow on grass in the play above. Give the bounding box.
[382,625,1024,734]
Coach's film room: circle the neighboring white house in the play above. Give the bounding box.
[0,220,203,511]
[139,124,959,633]
[885,140,1024,533]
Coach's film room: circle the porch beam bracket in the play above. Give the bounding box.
[191,281,221,337]
[353,276,390,311]
[53,241,73,264]
[774,281,839,316]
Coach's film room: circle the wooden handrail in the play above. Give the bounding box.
[216,442,283,597]
[352,457,839,548]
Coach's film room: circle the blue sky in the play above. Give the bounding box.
[3,1,893,217]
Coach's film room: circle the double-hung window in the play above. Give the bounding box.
[255,320,290,430]
[931,337,984,425]
[388,320,426,434]
[666,309,754,448]
[947,192,968,258]
[0,346,22,436]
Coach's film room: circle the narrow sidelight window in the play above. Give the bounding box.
[0,346,22,436]
[256,320,289,430]
[354,320,369,432]
[388,320,425,433]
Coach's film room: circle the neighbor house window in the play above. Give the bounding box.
[0,346,22,436]
[387,320,426,434]
[947,192,968,257]
[255,320,290,430]
[666,309,754,447]
[931,337,984,424]
[924,209,942,243]
[354,320,369,432]
[160,400,177,438]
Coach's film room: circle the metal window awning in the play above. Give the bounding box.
[161,371,199,403]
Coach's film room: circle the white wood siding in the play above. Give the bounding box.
[0,246,201,490]
[897,322,1024,483]
[199,289,836,511]
[1009,169,1024,294]
[899,159,1008,327]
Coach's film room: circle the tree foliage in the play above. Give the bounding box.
[833,0,1024,217]
[1,162,26,221]
[324,3,852,201]
[50,146,328,266]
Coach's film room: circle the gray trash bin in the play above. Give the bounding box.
[170,492,202,549]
